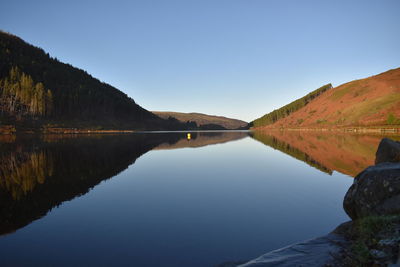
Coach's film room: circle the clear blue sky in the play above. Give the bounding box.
[1,0,399,122]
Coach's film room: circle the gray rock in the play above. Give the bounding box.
[375,138,400,164]
[238,233,347,267]
[343,163,400,220]
[370,249,387,259]
[379,237,400,247]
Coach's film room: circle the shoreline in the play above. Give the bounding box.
[42,128,136,134]
[252,126,400,134]
[0,125,136,135]
[0,125,250,135]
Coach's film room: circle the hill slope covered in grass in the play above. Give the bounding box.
[252,68,400,129]
[0,31,185,131]
[252,84,333,127]
[153,111,248,129]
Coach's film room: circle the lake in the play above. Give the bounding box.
[0,131,396,266]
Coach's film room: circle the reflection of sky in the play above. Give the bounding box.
[0,136,352,267]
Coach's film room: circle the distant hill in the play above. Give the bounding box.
[252,68,400,129]
[153,111,248,129]
[0,31,185,131]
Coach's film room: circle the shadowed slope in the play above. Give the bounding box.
[0,31,184,130]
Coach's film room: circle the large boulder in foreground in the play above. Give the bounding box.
[343,162,400,220]
[375,138,400,164]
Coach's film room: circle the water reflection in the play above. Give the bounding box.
[155,131,248,150]
[0,131,363,266]
[0,132,247,235]
[251,130,400,177]
[3,130,395,237]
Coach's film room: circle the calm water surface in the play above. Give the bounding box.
[1,131,388,266]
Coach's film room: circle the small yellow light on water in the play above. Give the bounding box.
[187,133,191,140]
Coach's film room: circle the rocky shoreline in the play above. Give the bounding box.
[240,138,400,266]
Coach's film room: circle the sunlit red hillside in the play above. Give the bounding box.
[253,68,400,129]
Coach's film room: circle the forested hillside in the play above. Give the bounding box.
[0,31,182,130]
[252,84,332,127]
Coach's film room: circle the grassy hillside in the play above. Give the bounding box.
[0,31,184,131]
[252,84,332,127]
[252,68,400,129]
[153,111,248,129]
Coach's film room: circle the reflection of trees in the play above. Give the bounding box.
[0,132,247,235]
[0,135,16,143]
[251,130,400,177]
[251,132,332,175]
[0,134,166,235]
[0,150,53,200]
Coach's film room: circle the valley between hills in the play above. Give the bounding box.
[0,30,399,133]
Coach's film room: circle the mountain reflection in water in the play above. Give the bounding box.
[2,130,398,237]
[1,130,392,266]
[0,131,248,235]
[251,130,400,177]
